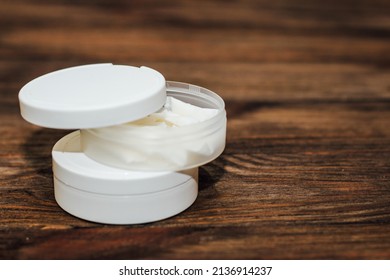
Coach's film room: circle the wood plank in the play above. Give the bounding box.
[0,0,389,259]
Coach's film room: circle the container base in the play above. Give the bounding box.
[54,174,198,225]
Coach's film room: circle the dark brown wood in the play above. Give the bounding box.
[0,0,389,259]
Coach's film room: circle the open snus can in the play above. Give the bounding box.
[18,64,226,224]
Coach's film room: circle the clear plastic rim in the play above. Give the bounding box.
[85,81,226,142]
[80,81,227,171]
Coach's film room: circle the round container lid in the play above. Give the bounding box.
[19,63,166,129]
[52,131,198,195]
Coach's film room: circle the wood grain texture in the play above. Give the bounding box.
[0,0,389,259]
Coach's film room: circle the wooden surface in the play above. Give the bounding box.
[1,0,390,259]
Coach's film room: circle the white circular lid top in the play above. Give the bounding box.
[52,131,197,195]
[19,63,166,129]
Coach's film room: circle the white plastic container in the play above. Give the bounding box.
[53,131,198,224]
[18,63,226,224]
